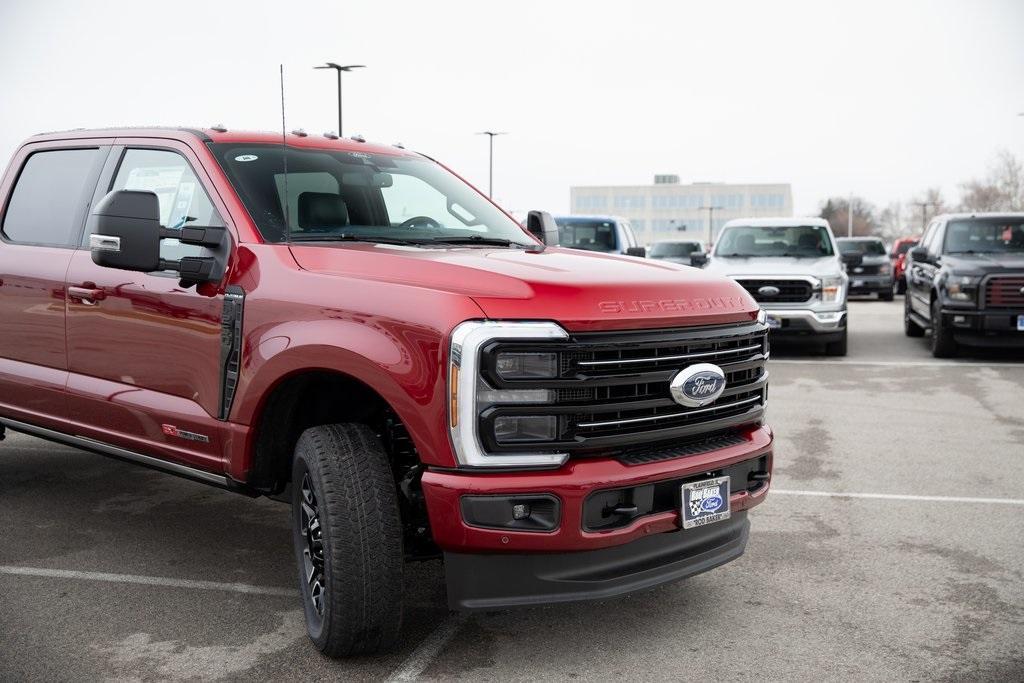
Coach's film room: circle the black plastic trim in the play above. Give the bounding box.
[219,286,245,420]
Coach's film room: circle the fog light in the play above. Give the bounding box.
[494,415,557,443]
[460,495,560,531]
[512,503,531,520]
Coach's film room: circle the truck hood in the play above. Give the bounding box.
[704,255,842,279]
[289,243,758,332]
[942,251,1024,275]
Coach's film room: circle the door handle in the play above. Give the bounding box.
[68,286,106,304]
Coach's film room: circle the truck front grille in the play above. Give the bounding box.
[734,278,813,303]
[479,321,768,457]
[984,275,1024,309]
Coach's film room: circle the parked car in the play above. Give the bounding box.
[704,217,849,355]
[648,240,707,267]
[836,236,894,300]
[552,215,646,256]
[904,213,1024,357]
[0,127,774,657]
[890,235,919,294]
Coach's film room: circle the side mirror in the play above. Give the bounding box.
[90,190,227,283]
[525,210,559,245]
[690,252,708,268]
[626,246,646,258]
[909,246,929,264]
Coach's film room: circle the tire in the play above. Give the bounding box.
[880,288,894,302]
[291,423,403,657]
[824,328,848,356]
[930,299,957,358]
[895,277,907,295]
[904,295,924,337]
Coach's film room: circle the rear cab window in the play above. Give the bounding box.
[2,147,107,247]
[554,218,620,252]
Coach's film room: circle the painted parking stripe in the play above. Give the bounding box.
[769,359,1024,368]
[0,565,295,596]
[772,489,1024,506]
[386,613,468,682]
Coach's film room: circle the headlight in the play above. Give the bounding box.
[449,321,568,468]
[819,276,844,303]
[946,275,982,302]
[495,352,558,379]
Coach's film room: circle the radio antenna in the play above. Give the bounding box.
[279,64,291,244]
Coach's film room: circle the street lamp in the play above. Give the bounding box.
[912,201,937,231]
[476,131,507,198]
[314,63,365,137]
[697,205,724,247]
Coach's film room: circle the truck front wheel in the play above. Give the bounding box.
[824,328,848,356]
[291,424,404,657]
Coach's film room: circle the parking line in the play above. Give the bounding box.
[772,489,1024,506]
[386,613,468,682]
[0,565,296,596]
[769,359,1024,368]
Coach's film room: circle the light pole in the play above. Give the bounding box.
[912,201,936,231]
[697,205,724,247]
[476,131,507,198]
[314,63,365,137]
[847,192,854,237]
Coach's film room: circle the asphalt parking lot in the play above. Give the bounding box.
[1,299,1022,682]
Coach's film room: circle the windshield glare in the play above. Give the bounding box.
[649,242,700,258]
[554,218,618,252]
[837,239,886,256]
[210,144,533,246]
[944,218,1024,253]
[714,225,834,257]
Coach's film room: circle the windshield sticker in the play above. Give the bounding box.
[348,152,372,160]
[234,154,259,162]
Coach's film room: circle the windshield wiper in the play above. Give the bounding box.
[288,233,432,246]
[718,252,755,258]
[428,235,529,247]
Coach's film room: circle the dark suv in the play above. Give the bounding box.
[904,213,1024,357]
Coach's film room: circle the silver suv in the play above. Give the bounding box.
[704,217,849,355]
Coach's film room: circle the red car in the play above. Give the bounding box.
[0,127,772,657]
[891,235,920,294]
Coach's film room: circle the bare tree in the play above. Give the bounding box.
[877,200,907,240]
[819,196,878,237]
[956,149,1024,212]
[908,187,946,230]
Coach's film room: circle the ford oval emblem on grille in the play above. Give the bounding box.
[757,285,780,297]
[669,363,727,408]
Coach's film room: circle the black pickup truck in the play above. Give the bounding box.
[904,213,1024,357]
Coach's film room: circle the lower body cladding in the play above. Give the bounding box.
[941,307,1024,348]
[761,307,847,342]
[422,425,772,610]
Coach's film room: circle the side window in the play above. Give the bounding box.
[380,174,481,231]
[2,148,104,247]
[921,221,940,255]
[111,149,223,261]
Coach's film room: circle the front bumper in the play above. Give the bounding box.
[422,424,771,554]
[762,307,847,336]
[847,274,893,294]
[446,510,749,610]
[940,307,1024,348]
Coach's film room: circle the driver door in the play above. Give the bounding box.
[64,140,233,472]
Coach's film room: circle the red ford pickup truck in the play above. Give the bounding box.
[0,127,773,656]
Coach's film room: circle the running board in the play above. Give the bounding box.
[0,416,230,488]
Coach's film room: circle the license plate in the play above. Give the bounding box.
[852,279,865,288]
[681,476,730,529]
[766,315,782,330]
[1018,315,1024,332]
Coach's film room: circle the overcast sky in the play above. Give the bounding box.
[1,0,1021,219]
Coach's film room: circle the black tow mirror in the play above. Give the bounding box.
[90,190,227,284]
[909,246,929,264]
[690,252,708,268]
[625,246,646,257]
[525,210,560,246]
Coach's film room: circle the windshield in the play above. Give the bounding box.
[837,239,886,256]
[209,144,534,246]
[714,225,834,257]
[649,242,701,258]
[944,218,1024,253]
[554,218,619,252]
